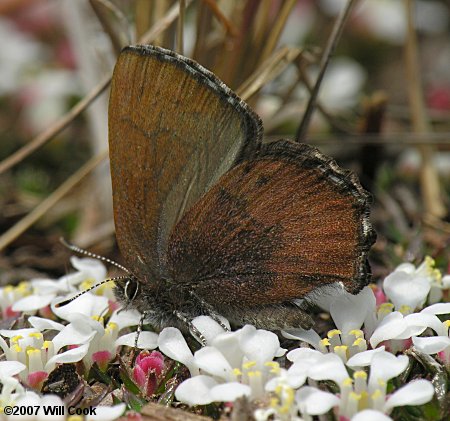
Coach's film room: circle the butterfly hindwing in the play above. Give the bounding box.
[167,140,376,312]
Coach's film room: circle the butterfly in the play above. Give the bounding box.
[107,45,376,336]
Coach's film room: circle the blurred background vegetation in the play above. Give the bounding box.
[0,0,449,283]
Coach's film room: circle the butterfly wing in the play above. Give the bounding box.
[167,140,376,310]
[108,45,262,280]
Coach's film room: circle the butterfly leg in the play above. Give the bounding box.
[174,310,207,346]
[228,304,314,331]
[133,311,150,349]
[126,310,151,363]
[189,291,230,331]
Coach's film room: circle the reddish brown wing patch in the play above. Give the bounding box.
[167,140,375,308]
[108,45,262,282]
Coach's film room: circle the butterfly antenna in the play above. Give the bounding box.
[295,0,357,142]
[60,237,131,274]
[55,275,129,307]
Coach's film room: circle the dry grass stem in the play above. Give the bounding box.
[0,0,190,177]
[139,0,194,45]
[236,46,301,101]
[202,0,238,37]
[89,0,131,53]
[297,65,354,134]
[295,0,358,142]
[404,0,446,220]
[259,0,297,63]
[177,0,185,54]
[0,150,108,251]
[0,73,110,176]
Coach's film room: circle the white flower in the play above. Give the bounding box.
[157,327,199,376]
[0,361,27,379]
[296,386,340,416]
[115,331,159,350]
[383,257,445,310]
[0,282,32,319]
[351,409,392,421]
[0,321,95,388]
[369,302,450,352]
[283,287,376,361]
[412,302,450,365]
[54,303,152,370]
[157,317,285,405]
[52,292,109,323]
[8,257,112,316]
[0,375,26,413]
[304,350,434,419]
[254,381,338,421]
[383,264,430,311]
[176,376,251,406]
[283,277,447,360]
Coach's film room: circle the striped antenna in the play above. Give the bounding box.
[60,237,131,274]
[54,275,129,307]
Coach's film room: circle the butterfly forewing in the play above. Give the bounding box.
[108,45,262,281]
[167,141,376,310]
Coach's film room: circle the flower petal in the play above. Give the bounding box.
[52,292,109,322]
[0,328,39,338]
[351,409,392,421]
[158,327,198,376]
[45,343,90,371]
[238,325,280,367]
[307,353,349,384]
[282,328,322,349]
[296,386,340,415]
[31,278,72,294]
[286,363,308,388]
[383,271,429,310]
[405,312,446,336]
[115,331,158,349]
[109,309,141,330]
[346,346,386,368]
[412,336,450,355]
[0,361,26,378]
[175,375,217,405]
[194,346,233,380]
[330,286,375,332]
[192,315,229,345]
[51,320,97,353]
[368,351,408,391]
[287,347,323,363]
[421,302,450,315]
[211,330,244,369]
[209,382,251,402]
[384,380,434,411]
[12,294,55,312]
[370,312,407,348]
[192,316,231,344]
[28,316,65,331]
[70,256,107,282]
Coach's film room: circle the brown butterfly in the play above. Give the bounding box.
[107,45,375,336]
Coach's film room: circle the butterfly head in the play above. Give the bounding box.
[113,275,143,308]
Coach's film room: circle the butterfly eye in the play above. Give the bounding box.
[124,278,139,301]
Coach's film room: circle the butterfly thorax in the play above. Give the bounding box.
[113,277,207,331]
